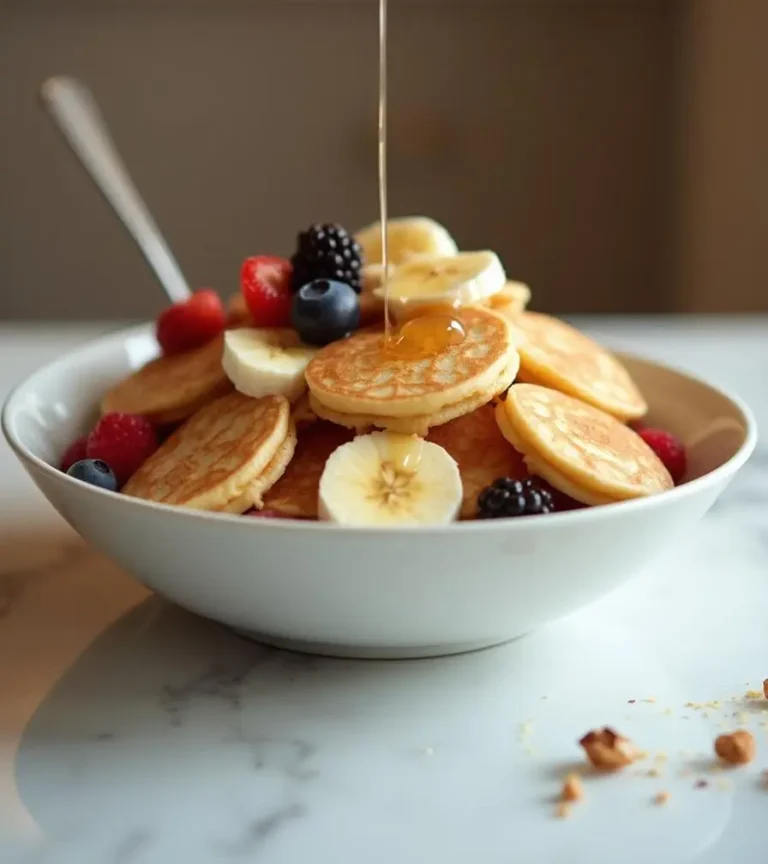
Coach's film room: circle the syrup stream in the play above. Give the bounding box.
[378,0,390,340]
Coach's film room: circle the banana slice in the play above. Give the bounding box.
[318,432,462,526]
[373,251,506,316]
[222,328,317,403]
[355,217,458,266]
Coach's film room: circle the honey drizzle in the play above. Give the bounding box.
[385,432,423,475]
[378,0,390,340]
[376,0,465,359]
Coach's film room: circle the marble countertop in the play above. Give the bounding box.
[1,318,766,864]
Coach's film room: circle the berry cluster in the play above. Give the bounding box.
[477,477,555,519]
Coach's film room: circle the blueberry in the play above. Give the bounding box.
[66,459,119,492]
[291,279,360,346]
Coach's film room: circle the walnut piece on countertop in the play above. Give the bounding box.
[579,727,638,771]
[714,730,756,765]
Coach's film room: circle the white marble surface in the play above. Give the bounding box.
[0,318,766,864]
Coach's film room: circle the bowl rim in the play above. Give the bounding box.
[1,321,759,537]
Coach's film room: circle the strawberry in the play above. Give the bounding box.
[636,427,687,484]
[86,413,158,486]
[241,256,293,328]
[156,289,226,356]
[60,435,88,473]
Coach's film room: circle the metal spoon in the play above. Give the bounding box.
[40,75,191,305]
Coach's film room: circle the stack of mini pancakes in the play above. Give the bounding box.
[101,219,672,523]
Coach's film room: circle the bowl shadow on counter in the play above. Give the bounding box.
[13,595,540,841]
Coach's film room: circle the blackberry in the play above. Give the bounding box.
[477,477,554,519]
[290,223,364,293]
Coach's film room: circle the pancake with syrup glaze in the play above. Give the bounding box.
[500,312,647,422]
[101,335,230,425]
[123,392,296,512]
[262,421,353,518]
[305,306,519,436]
[495,384,672,506]
[427,403,528,518]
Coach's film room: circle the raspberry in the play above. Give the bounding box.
[156,289,226,356]
[636,427,686,484]
[59,435,88,473]
[241,256,293,328]
[86,413,158,486]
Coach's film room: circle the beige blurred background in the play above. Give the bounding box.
[0,0,765,320]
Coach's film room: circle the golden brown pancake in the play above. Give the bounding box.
[501,312,647,422]
[496,384,672,505]
[427,403,528,518]
[305,307,519,434]
[262,422,353,518]
[101,336,230,425]
[123,392,295,512]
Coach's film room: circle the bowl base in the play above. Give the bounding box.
[230,627,517,660]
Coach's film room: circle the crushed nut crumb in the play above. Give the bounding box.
[647,768,662,778]
[579,728,638,771]
[555,802,571,819]
[694,779,709,789]
[653,791,670,806]
[745,689,763,700]
[628,699,636,704]
[714,730,756,765]
[763,679,768,700]
[562,773,584,803]
[643,697,656,704]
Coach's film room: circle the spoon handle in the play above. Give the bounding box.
[40,76,191,305]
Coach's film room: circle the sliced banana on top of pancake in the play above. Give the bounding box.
[355,216,458,266]
[318,431,462,526]
[373,251,506,315]
[222,328,317,403]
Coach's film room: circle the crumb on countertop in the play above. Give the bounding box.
[653,791,670,807]
[561,773,584,803]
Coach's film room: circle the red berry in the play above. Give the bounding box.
[637,427,687,484]
[60,435,88,473]
[86,413,158,486]
[241,256,293,328]
[156,289,226,355]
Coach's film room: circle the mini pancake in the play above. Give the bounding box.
[262,421,353,518]
[305,306,519,436]
[486,281,531,315]
[495,384,673,506]
[501,311,647,422]
[427,403,528,518]
[101,335,230,425]
[123,392,295,512]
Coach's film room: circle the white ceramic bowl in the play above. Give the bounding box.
[2,324,757,658]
